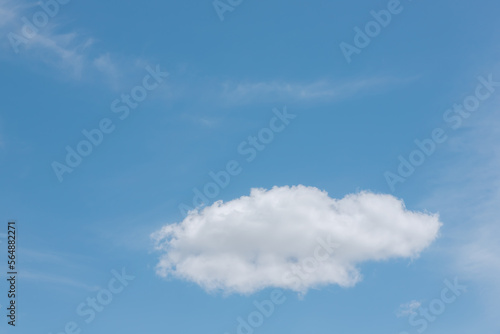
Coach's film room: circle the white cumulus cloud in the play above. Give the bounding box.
[152,186,441,294]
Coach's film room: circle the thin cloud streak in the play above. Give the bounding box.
[218,76,414,105]
[22,270,101,292]
[0,0,147,89]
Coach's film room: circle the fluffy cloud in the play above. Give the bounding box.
[152,186,441,294]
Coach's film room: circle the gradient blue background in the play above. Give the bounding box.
[0,0,499,333]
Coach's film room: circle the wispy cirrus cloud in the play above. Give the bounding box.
[421,109,500,279]
[164,74,417,120]
[0,1,15,27]
[22,270,101,292]
[217,76,412,105]
[21,248,101,291]
[417,96,500,325]
[25,31,94,76]
[0,0,147,89]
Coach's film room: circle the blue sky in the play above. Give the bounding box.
[1,0,500,333]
